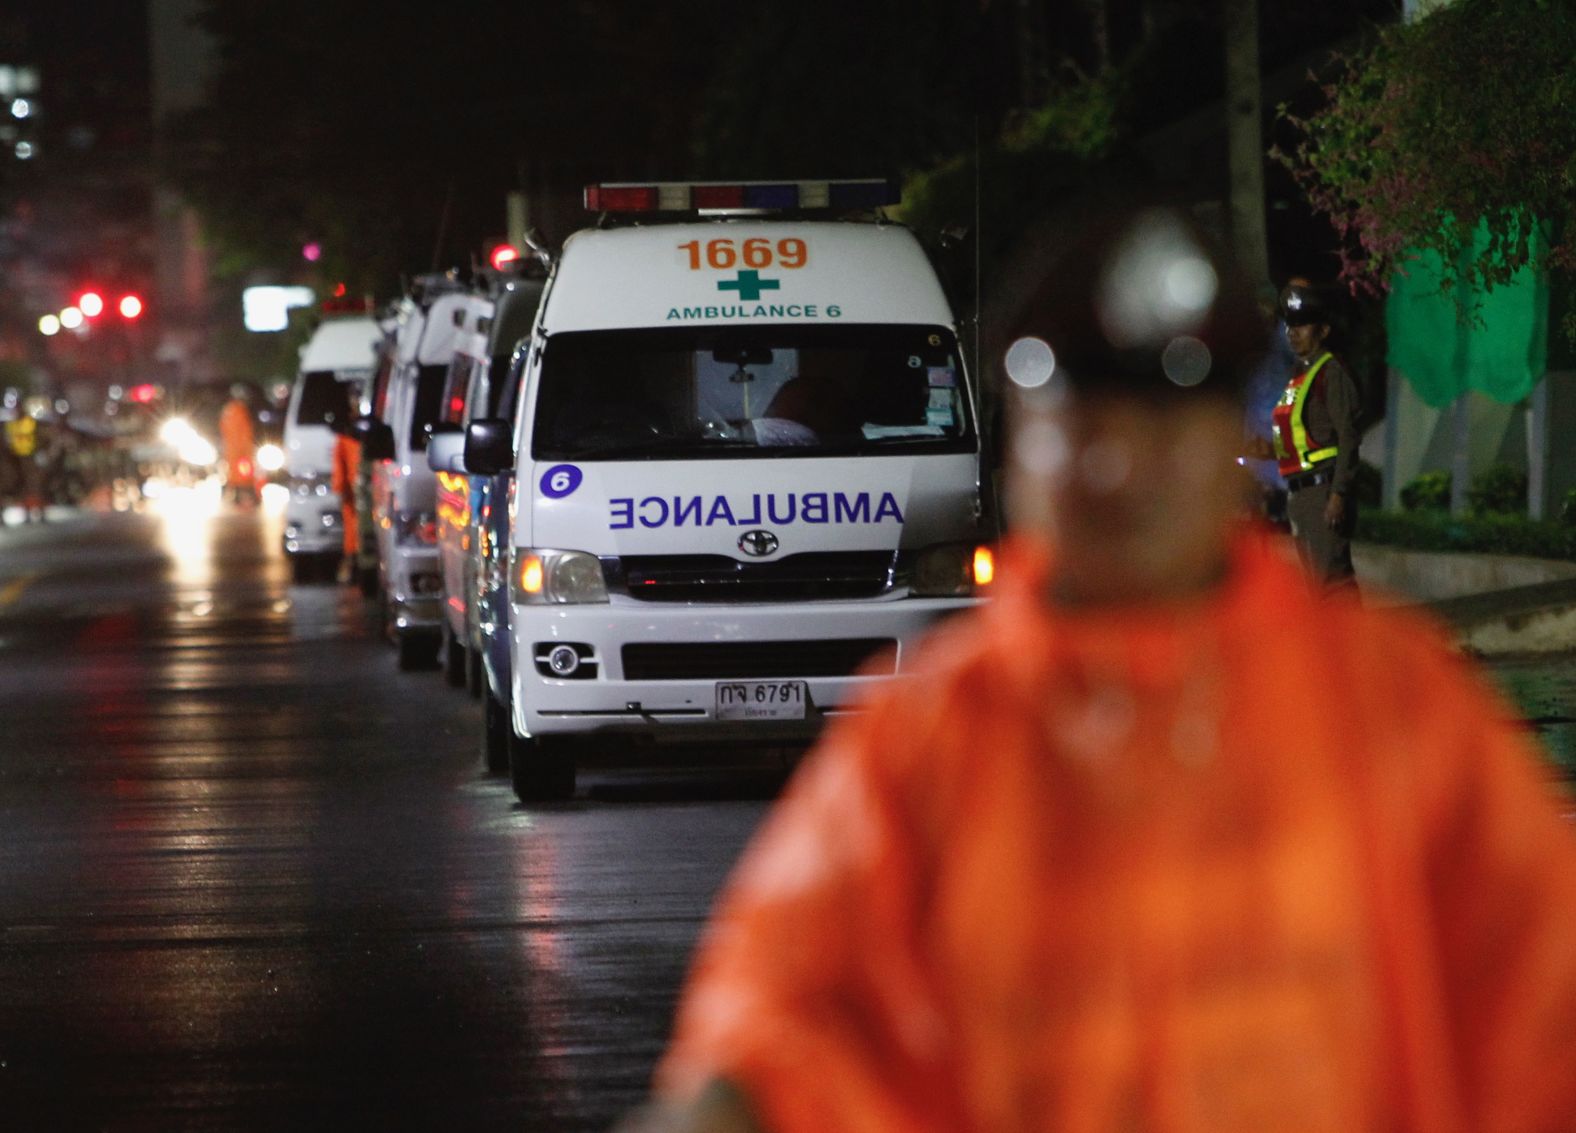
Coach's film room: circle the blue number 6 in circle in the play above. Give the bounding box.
[539,464,583,499]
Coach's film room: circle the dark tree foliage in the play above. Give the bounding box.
[166,0,734,293]
[688,0,983,179]
[1278,0,1576,339]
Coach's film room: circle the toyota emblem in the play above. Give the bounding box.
[738,529,779,557]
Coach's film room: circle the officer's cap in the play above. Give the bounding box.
[1278,283,1328,327]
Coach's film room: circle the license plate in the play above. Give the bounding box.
[715,680,808,721]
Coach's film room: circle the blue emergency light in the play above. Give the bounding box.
[583,179,900,213]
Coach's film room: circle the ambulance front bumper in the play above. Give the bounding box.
[387,546,443,631]
[510,596,979,741]
[283,491,343,556]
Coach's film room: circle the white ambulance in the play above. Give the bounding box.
[363,281,468,668]
[464,180,993,801]
[282,313,381,581]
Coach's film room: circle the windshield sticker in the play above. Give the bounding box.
[539,464,583,499]
[927,389,956,428]
[665,303,843,322]
[608,490,903,530]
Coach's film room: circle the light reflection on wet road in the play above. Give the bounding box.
[1487,656,1576,781]
[0,505,785,1130]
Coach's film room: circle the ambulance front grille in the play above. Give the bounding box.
[605,552,897,603]
[621,639,897,680]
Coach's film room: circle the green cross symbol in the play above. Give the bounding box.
[716,270,781,302]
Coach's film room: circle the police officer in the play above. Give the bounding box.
[4,398,48,522]
[1251,282,1362,589]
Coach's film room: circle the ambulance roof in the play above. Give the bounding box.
[543,220,953,334]
[394,290,469,367]
[299,316,381,375]
[453,293,495,363]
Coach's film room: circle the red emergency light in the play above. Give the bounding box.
[77,291,105,318]
[489,243,520,270]
[583,179,900,213]
[118,294,144,320]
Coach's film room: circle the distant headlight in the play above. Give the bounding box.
[256,443,285,472]
[911,543,995,597]
[510,549,608,605]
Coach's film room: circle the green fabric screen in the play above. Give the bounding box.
[1386,220,1549,408]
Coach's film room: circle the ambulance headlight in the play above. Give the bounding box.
[911,542,996,597]
[510,549,609,605]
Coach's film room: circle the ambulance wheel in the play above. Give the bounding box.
[397,631,437,672]
[508,734,576,803]
[482,689,511,775]
[464,644,484,699]
[442,626,467,688]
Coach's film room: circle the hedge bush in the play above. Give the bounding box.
[1401,470,1452,511]
[1466,463,1529,515]
[1357,510,1576,560]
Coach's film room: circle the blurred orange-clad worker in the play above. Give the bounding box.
[218,385,257,504]
[622,202,1576,1133]
[331,428,361,572]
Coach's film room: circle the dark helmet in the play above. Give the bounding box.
[1277,282,1328,327]
[1004,201,1267,404]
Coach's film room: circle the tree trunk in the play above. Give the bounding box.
[1223,0,1269,292]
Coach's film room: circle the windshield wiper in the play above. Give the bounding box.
[549,437,748,460]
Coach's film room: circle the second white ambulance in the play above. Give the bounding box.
[465,180,993,801]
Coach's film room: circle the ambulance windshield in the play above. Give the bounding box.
[532,324,971,461]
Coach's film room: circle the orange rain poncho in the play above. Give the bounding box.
[657,531,1576,1133]
[331,431,361,557]
[218,397,255,489]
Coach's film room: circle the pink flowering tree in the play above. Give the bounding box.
[1275,0,1576,341]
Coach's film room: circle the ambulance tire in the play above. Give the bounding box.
[508,733,576,803]
[481,689,511,775]
[442,626,466,688]
[397,631,438,672]
[464,644,484,699]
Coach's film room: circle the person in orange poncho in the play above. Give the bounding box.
[218,384,257,505]
[331,424,361,584]
[620,202,1576,1133]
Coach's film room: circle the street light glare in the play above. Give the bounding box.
[59,306,84,329]
[38,313,61,336]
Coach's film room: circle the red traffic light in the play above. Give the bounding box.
[489,244,520,271]
[118,294,144,320]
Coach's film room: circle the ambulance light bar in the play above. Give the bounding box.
[583,179,899,213]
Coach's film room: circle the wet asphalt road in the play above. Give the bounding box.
[4,499,1574,1131]
[0,499,787,1131]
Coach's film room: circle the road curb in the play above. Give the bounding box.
[1429,577,1576,656]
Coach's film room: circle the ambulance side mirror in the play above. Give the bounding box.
[352,415,395,462]
[465,418,513,475]
[426,428,466,474]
